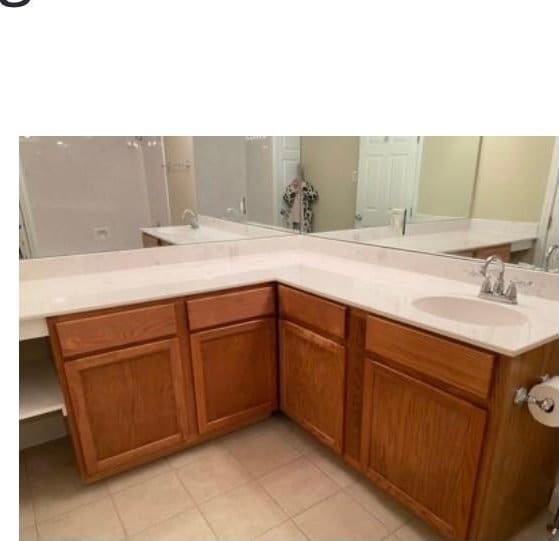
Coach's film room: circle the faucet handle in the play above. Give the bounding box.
[508,279,534,289]
[504,280,533,303]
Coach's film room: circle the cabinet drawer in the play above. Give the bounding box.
[279,285,346,340]
[366,316,494,400]
[187,286,275,331]
[55,303,178,358]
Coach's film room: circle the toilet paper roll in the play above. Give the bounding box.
[527,376,559,428]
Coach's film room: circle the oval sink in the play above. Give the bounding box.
[412,296,529,327]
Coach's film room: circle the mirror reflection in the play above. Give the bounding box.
[19,136,296,259]
[307,136,558,271]
[19,136,559,273]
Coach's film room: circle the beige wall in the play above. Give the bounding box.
[416,137,480,218]
[301,137,359,232]
[163,137,198,225]
[471,136,554,222]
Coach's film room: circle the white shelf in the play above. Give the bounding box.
[20,356,64,421]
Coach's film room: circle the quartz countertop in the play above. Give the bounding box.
[19,247,559,356]
[369,229,535,253]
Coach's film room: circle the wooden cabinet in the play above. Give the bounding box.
[280,320,345,452]
[474,244,511,263]
[361,361,487,539]
[366,316,494,402]
[187,286,275,331]
[46,283,558,541]
[190,318,277,434]
[64,338,192,477]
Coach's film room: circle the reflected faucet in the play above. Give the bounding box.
[181,209,199,229]
[543,244,559,272]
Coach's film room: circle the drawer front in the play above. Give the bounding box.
[366,316,494,400]
[187,286,275,331]
[55,303,178,358]
[279,285,346,340]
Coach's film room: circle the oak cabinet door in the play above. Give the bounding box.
[361,360,486,539]
[64,338,191,477]
[190,318,277,434]
[280,320,345,452]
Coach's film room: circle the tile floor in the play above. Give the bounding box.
[19,414,553,541]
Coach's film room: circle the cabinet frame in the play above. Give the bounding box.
[360,358,487,539]
[279,319,346,452]
[190,318,278,434]
[64,338,191,476]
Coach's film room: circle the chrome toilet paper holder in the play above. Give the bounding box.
[513,374,555,413]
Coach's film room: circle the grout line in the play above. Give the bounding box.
[30,478,110,526]
[253,517,311,541]
[117,469,210,540]
[341,483,409,535]
[174,464,220,540]
[106,490,130,540]
[194,501,220,541]
[253,457,340,520]
[105,459,172,496]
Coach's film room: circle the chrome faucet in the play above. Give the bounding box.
[477,255,532,305]
[543,244,559,272]
[181,208,199,229]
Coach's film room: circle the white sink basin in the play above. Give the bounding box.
[412,296,529,327]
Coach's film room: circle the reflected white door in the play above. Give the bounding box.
[355,136,419,227]
[272,137,301,227]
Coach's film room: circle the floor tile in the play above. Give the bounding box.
[25,438,75,481]
[176,445,251,504]
[129,507,217,541]
[510,511,552,541]
[345,479,413,532]
[259,456,339,516]
[294,491,388,541]
[20,474,35,528]
[393,518,445,541]
[31,465,108,522]
[167,441,224,470]
[255,520,308,541]
[223,421,302,477]
[20,525,37,541]
[200,481,287,540]
[306,447,360,488]
[112,471,195,535]
[107,457,171,494]
[36,497,125,541]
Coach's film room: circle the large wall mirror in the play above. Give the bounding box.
[304,136,559,272]
[19,136,300,259]
[19,136,559,273]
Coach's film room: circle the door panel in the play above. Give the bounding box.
[356,136,419,227]
[280,320,346,452]
[361,360,486,539]
[64,338,191,476]
[190,318,277,434]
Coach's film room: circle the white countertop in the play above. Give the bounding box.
[19,247,559,356]
[141,218,289,246]
[369,229,535,253]
[141,225,245,244]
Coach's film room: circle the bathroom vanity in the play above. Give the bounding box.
[31,266,557,541]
